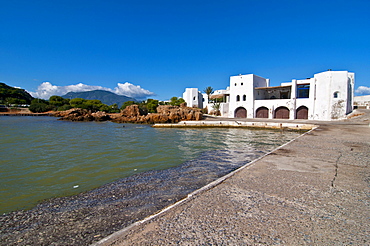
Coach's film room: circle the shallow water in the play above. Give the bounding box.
[0,116,300,214]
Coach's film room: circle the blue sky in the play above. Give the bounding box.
[1,0,370,100]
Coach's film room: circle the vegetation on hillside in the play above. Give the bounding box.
[0,83,34,106]
[120,97,185,114]
[29,96,121,113]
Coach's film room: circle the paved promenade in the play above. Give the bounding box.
[96,110,370,245]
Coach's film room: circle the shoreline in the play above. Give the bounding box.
[94,110,370,245]
[1,110,368,245]
[0,124,298,245]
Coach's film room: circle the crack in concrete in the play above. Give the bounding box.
[331,153,342,187]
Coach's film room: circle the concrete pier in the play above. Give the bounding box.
[94,110,370,245]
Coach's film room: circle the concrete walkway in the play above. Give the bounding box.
[95,110,370,245]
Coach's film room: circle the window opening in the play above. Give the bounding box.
[236,95,240,101]
[297,84,310,98]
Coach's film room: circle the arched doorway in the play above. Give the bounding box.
[296,106,308,119]
[234,107,247,118]
[256,107,268,118]
[274,107,290,119]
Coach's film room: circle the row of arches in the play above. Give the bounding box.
[234,106,308,119]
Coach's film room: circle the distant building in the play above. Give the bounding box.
[354,95,370,109]
[182,88,204,108]
[183,70,355,121]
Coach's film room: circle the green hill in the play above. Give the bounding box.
[0,83,34,105]
[62,90,136,107]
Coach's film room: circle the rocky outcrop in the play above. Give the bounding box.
[54,108,111,121]
[53,105,202,123]
[111,104,202,124]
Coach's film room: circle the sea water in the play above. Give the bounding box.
[0,116,300,214]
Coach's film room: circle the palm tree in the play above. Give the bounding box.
[203,86,214,103]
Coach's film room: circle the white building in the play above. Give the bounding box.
[183,70,355,121]
[182,88,204,108]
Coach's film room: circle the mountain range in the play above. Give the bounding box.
[62,90,136,107]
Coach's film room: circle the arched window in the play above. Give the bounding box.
[333,91,339,98]
[193,96,196,100]
[242,95,246,101]
[236,95,240,101]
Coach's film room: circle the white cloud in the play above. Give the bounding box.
[355,86,370,96]
[113,82,155,99]
[29,82,155,100]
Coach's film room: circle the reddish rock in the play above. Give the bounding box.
[55,108,110,121]
[121,104,141,117]
[112,104,202,124]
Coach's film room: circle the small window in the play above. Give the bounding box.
[193,96,196,100]
[243,95,246,101]
[234,83,237,86]
[236,95,240,101]
[333,92,339,98]
[241,82,243,86]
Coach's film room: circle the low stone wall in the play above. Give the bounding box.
[153,120,317,131]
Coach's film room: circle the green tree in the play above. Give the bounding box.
[146,99,159,113]
[120,100,136,110]
[169,97,185,106]
[69,98,87,108]
[29,101,51,113]
[57,104,72,111]
[49,96,69,107]
[108,103,120,113]
[98,104,111,112]
[85,99,104,111]
[203,86,214,103]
